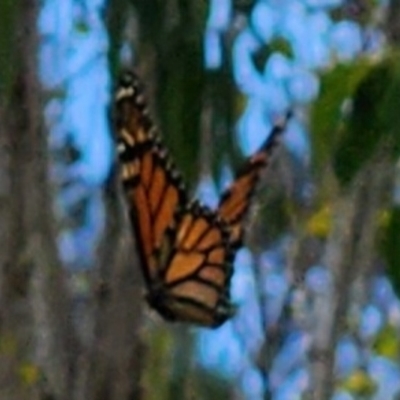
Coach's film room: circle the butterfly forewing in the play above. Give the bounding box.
[218,114,290,246]
[114,71,187,283]
[148,203,235,327]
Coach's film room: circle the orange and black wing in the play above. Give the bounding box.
[218,114,290,247]
[146,201,235,328]
[114,71,187,286]
[114,70,288,328]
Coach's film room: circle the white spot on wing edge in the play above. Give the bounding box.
[117,142,126,154]
[115,86,135,101]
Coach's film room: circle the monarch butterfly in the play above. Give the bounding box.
[113,71,289,328]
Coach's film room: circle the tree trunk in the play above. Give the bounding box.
[0,2,75,399]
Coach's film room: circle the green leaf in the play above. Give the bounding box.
[207,68,239,182]
[372,324,399,360]
[157,36,205,188]
[340,369,377,397]
[310,60,371,175]
[333,56,400,186]
[381,206,400,299]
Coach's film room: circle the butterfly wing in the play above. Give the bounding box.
[114,71,187,285]
[218,114,290,246]
[146,201,235,327]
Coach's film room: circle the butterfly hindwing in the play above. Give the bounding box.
[146,201,235,327]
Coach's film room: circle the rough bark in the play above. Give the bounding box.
[0,2,75,399]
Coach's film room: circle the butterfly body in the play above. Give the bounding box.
[113,71,288,328]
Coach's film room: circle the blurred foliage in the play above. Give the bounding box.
[340,369,377,397]
[142,325,208,400]
[194,368,232,400]
[380,206,400,299]
[306,201,396,243]
[132,0,208,186]
[373,324,400,360]
[378,208,390,228]
[306,204,332,238]
[142,325,175,400]
[311,54,400,188]
[251,38,294,73]
[156,42,205,188]
[252,191,290,245]
[310,59,370,177]
[0,334,17,355]
[334,55,400,186]
[206,68,238,184]
[18,363,40,386]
